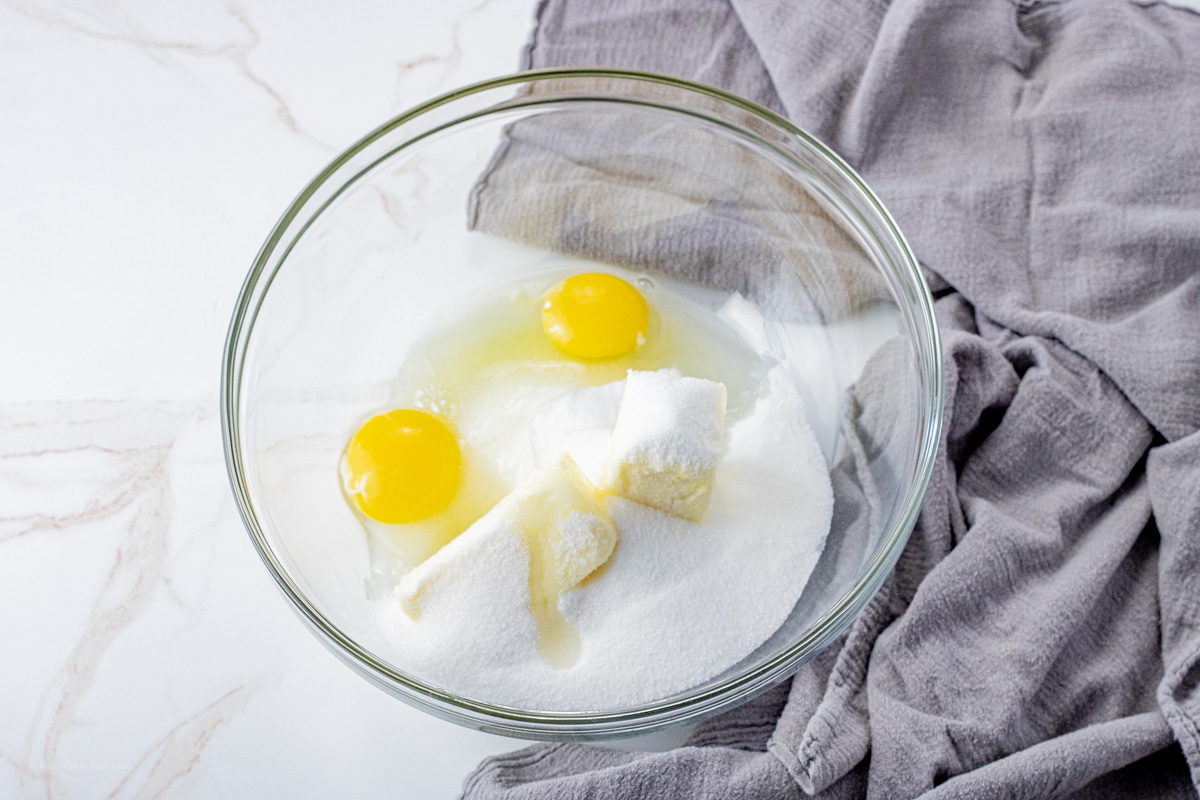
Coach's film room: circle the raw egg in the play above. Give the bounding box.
[541,272,649,359]
[341,409,461,524]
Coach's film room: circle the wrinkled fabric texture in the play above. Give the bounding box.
[467,103,892,319]
[461,0,1200,797]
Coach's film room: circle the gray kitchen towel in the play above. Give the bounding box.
[467,82,892,319]
[461,0,1200,797]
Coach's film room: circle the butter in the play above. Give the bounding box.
[606,370,727,522]
[396,454,617,667]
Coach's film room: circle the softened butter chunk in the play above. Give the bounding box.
[397,454,617,623]
[606,369,727,522]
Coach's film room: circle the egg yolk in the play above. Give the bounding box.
[342,409,461,524]
[541,273,649,359]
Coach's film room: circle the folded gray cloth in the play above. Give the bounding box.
[468,87,891,320]
[461,0,1200,797]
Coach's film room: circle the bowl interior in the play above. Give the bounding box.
[223,70,941,737]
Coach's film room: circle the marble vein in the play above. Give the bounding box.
[391,0,506,104]
[0,402,234,800]
[3,0,331,150]
[106,686,250,800]
[0,0,542,793]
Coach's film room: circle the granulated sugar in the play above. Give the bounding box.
[374,365,832,710]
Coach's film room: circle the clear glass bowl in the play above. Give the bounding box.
[221,69,943,739]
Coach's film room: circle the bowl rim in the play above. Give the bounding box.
[220,66,944,738]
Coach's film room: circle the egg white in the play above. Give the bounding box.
[351,268,771,592]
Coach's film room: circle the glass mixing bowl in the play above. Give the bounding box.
[221,69,943,739]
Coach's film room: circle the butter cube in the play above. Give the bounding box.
[606,370,727,522]
[397,454,617,619]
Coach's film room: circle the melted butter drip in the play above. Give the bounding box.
[511,486,583,670]
[532,597,581,669]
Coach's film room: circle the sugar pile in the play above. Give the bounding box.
[374,365,833,710]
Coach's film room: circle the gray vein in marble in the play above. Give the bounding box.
[225,4,329,148]
[4,0,332,150]
[369,163,430,243]
[106,686,249,800]
[0,402,239,800]
[1,447,166,544]
[371,185,414,239]
[390,0,506,107]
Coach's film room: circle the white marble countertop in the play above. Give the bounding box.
[0,2,697,797]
